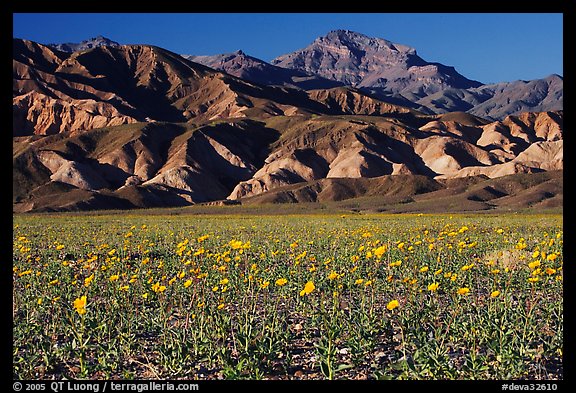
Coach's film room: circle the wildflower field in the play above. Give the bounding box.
[13,213,563,380]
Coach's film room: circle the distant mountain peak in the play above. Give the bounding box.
[272,30,478,93]
[182,50,344,91]
[48,36,121,53]
[315,29,417,55]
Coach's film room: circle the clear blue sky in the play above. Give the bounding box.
[13,13,563,84]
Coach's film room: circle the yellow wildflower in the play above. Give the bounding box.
[457,287,470,296]
[299,281,315,296]
[73,296,87,315]
[386,299,399,311]
[374,245,387,258]
[84,274,94,287]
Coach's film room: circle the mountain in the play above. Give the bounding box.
[14,38,416,136]
[13,37,563,213]
[47,35,121,53]
[272,30,562,120]
[417,74,563,121]
[14,108,563,212]
[272,30,481,98]
[183,50,344,90]
[228,111,562,200]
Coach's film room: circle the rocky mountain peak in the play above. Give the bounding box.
[272,30,480,94]
[48,35,121,53]
[320,29,417,55]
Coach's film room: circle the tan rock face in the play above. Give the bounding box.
[36,150,109,190]
[14,109,563,211]
[230,111,562,200]
[13,91,138,135]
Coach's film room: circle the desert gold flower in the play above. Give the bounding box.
[546,268,557,275]
[260,281,270,289]
[528,260,541,269]
[229,240,243,249]
[528,277,539,283]
[386,299,399,310]
[299,281,315,296]
[434,268,443,275]
[457,287,470,296]
[420,266,429,273]
[109,274,119,282]
[490,290,500,298]
[428,282,439,291]
[84,274,94,287]
[151,282,166,293]
[547,253,558,262]
[217,303,225,310]
[355,278,364,285]
[276,278,288,286]
[374,245,387,258]
[220,278,229,285]
[327,271,338,280]
[73,296,87,315]
[184,279,193,288]
[49,279,59,285]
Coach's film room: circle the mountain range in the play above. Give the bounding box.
[186,30,562,120]
[13,31,563,213]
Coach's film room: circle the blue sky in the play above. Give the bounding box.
[13,13,563,84]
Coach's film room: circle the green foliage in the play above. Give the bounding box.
[13,213,563,379]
